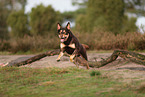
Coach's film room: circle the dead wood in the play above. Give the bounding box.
[6,49,59,67]
[6,49,145,68]
[75,50,145,68]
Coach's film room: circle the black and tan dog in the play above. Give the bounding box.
[56,22,89,69]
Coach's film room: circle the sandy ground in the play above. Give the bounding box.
[0,53,113,68]
[0,52,145,81]
[0,52,145,70]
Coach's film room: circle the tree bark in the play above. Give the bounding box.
[75,50,145,68]
[7,49,59,67]
[6,49,145,68]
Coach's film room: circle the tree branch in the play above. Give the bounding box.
[75,50,145,68]
[6,50,145,68]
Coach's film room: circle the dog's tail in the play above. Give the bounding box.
[82,44,89,50]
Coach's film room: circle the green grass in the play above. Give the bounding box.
[0,51,12,55]
[90,70,101,76]
[0,67,145,97]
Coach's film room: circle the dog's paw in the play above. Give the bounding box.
[56,59,60,62]
[70,59,74,62]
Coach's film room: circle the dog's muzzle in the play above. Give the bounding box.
[60,38,65,42]
[59,34,69,42]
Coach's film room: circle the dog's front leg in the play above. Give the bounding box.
[57,51,64,62]
[70,49,78,62]
[57,43,65,62]
[70,54,75,62]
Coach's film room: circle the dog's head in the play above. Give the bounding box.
[57,22,70,42]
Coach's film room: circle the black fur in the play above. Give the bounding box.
[57,22,88,61]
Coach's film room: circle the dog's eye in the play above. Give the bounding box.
[59,30,63,34]
[63,30,66,34]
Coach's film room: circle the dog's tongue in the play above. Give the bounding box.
[60,39,64,42]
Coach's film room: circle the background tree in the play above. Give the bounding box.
[0,1,9,39]
[7,10,29,38]
[121,16,137,33]
[74,0,138,34]
[0,0,27,39]
[29,4,62,36]
[75,14,87,32]
[86,0,125,34]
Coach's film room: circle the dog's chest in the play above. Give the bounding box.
[60,43,75,54]
[60,43,75,49]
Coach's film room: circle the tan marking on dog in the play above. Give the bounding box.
[60,43,66,49]
[68,43,75,49]
[63,30,66,33]
[57,52,64,61]
[65,34,69,40]
[70,54,75,62]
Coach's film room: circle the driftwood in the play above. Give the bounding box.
[6,49,145,68]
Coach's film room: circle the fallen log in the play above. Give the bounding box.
[6,49,59,67]
[75,50,145,68]
[5,49,145,68]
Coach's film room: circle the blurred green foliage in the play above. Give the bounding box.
[0,1,10,39]
[0,0,143,39]
[62,8,86,19]
[75,14,87,32]
[0,3,9,39]
[0,0,145,52]
[7,10,29,38]
[121,16,137,33]
[76,0,137,34]
[0,0,27,39]
[29,4,62,36]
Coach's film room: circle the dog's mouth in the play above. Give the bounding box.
[60,38,65,42]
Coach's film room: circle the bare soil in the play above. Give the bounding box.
[0,52,145,81]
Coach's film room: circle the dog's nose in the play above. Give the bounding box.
[60,34,63,37]
[60,34,65,39]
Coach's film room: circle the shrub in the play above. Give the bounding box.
[0,40,11,51]
[134,36,145,50]
[0,31,144,52]
[10,35,59,53]
[76,29,145,50]
[90,70,101,76]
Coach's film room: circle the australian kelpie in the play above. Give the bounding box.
[56,22,89,69]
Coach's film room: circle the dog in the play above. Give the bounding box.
[56,22,89,69]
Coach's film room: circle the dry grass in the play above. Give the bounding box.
[1,35,59,53]
[76,30,145,50]
[0,31,145,53]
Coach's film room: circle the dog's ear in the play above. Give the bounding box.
[66,22,70,30]
[57,23,61,30]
